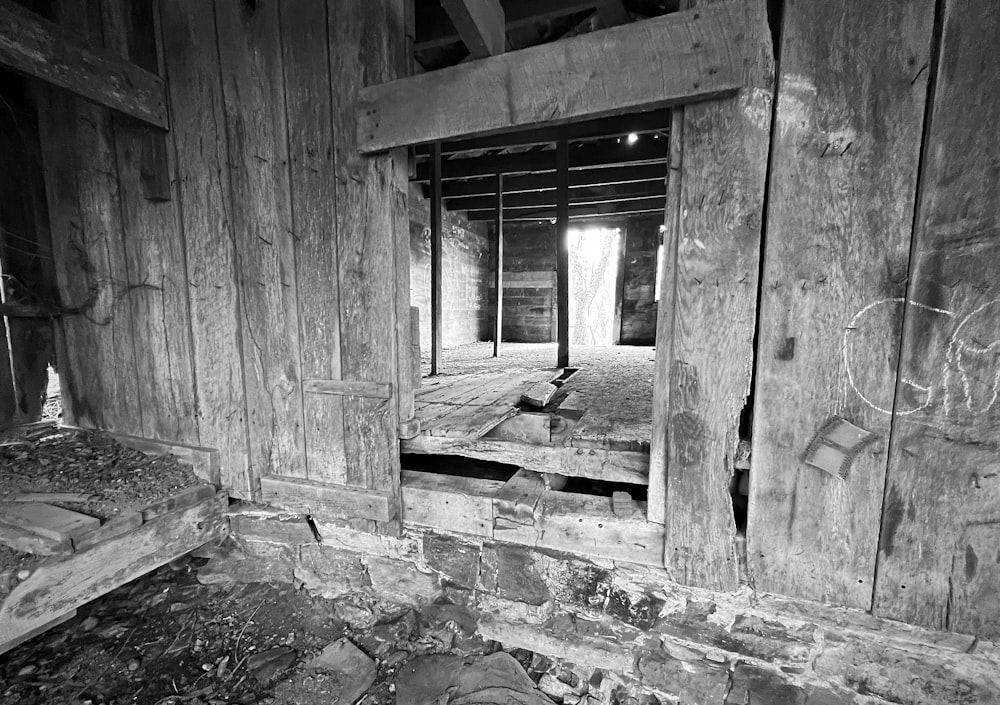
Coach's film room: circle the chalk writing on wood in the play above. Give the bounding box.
[844,297,1000,420]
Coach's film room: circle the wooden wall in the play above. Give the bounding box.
[32,0,410,521]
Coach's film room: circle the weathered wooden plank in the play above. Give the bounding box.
[108,431,220,484]
[400,470,500,537]
[494,468,546,526]
[215,0,306,484]
[43,0,144,436]
[332,0,407,534]
[0,491,227,655]
[138,484,216,522]
[159,0,251,495]
[747,0,934,609]
[440,0,505,58]
[358,3,743,152]
[0,0,167,128]
[303,379,393,400]
[260,474,394,523]
[874,0,1000,632]
[0,502,99,543]
[660,0,772,590]
[279,0,348,485]
[103,0,199,446]
[401,435,649,485]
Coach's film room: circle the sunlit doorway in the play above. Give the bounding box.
[568,226,621,345]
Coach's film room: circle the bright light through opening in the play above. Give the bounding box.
[626,132,639,145]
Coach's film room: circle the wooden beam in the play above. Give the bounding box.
[422,108,670,155]
[438,163,666,197]
[414,139,668,181]
[556,140,570,368]
[467,195,665,222]
[493,173,503,357]
[0,0,167,129]
[596,0,631,27]
[401,435,648,485]
[440,0,506,58]
[260,474,395,523]
[360,3,741,153]
[430,142,443,375]
[414,0,601,51]
[448,180,666,211]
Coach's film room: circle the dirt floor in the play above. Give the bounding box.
[421,343,656,433]
[0,552,599,705]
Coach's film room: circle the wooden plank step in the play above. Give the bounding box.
[260,475,395,523]
[0,502,99,543]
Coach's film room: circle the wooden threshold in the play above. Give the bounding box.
[401,434,648,485]
[0,490,229,655]
[400,470,662,566]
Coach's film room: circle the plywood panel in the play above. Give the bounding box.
[215,0,306,485]
[874,0,1000,631]
[330,0,407,533]
[747,1,934,608]
[103,0,198,444]
[657,0,772,590]
[279,0,347,484]
[159,0,251,494]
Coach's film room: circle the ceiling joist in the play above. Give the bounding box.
[446,179,665,211]
[467,195,666,222]
[437,163,666,197]
[440,0,507,58]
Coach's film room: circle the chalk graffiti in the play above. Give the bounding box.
[843,297,1000,421]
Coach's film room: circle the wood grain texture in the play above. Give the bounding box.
[303,380,393,399]
[159,0,251,495]
[357,3,743,152]
[747,1,934,609]
[215,0,306,484]
[331,0,407,533]
[0,492,227,655]
[661,0,772,590]
[874,0,1000,632]
[104,0,198,445]
[0,0,168,128]
[278,0,348,485]
[38,0,144,436]
[260,474,394,523]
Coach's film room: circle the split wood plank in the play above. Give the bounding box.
[747,0,934,609]
[874,0,1000,633]
[260,474,394,523]
[494,468,546,526]
[440,0,506,59]
[73,511,143,552]
[655,0,772,590]
[0,503,99,543]
[138,484,216,522]
[102,0,199,446]
[0,491,228,656]
[159,0,251,496]
[215,0,306,483]
[0,522,73,556]
[400,470,501,537]
[280,0,348,485]
[109,432,220,484]
[0,0,168,128]
[357,3,744,152]
[401,435,649,485]
[303,380,393,400]
[332,0,407,534]
[427,403,519,439]
[486,412,551,443]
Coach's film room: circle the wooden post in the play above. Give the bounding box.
[556,139,569,368]
[430,141,443,375]
[493,172,503,357]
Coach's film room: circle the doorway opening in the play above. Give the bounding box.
[568,226,621,346]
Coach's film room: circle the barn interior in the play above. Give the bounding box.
[1,0,999,703]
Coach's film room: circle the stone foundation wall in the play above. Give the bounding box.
[225,505,1000,705]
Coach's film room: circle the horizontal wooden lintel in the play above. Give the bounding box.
[303,379,393,399]
[260,474,395,523]
[358,2,743,153]
[0,0,168,129]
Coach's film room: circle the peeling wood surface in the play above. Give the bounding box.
[261,474,394,523]
[874,0,1000,635]
[748,0,934,608]
[658,0,772,590]
[357,3,743,152]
